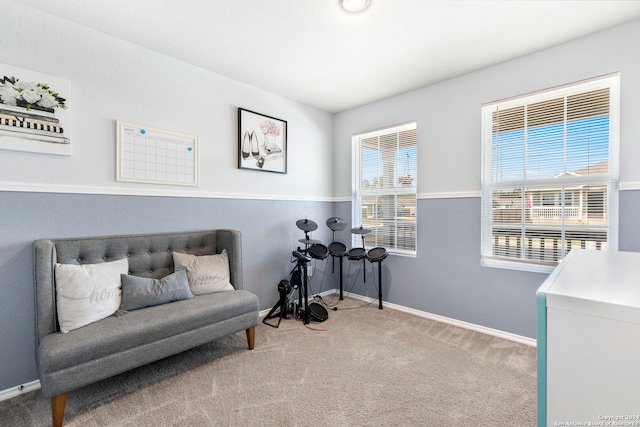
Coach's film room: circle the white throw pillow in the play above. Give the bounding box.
[172,250,234,295]
[55,258,128,333]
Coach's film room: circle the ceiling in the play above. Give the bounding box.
[14,0,640,113]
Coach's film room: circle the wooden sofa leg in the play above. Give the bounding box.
[246,326,255,350]
[51,393,67,427]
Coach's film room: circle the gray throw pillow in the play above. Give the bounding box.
[120,270,194,311]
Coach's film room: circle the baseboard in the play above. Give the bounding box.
[0,380,41,402]
[264,289,537,347]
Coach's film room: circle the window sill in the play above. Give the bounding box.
[481,257,556,274]
[389,250,416,258]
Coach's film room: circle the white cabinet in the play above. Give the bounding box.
[537,250,640,427]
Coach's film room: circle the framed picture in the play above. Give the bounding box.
[238,108,287,174]
[116,120,198,186]
[0,63,71,156]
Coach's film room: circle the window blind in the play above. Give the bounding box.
[353,122,417,255]
[481,74,619,272]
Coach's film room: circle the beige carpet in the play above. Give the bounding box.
[0,297,537,426]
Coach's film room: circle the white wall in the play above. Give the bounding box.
[0,1,334,200]
[333,19,640,197]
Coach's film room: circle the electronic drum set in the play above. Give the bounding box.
[263,217,389,328]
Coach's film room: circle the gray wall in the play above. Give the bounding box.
[336,192,640,340]
[334,198,547,338]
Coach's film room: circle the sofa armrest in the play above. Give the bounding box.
[215,229,243,290]
[33,239,58,344]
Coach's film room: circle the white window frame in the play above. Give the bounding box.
[481,74,620,273]
[352,121,417,256]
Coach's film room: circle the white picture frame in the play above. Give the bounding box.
[116,120,198,187]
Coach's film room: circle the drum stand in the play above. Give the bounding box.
[292,250,312,325]
[371,258,384,309]
[338,255,344,300]
[360,234,367,284]
[326,217,348,301]
[366,247,388,310]
[329,230,345,300]
[350,226,372,284]
[328,247,345,300]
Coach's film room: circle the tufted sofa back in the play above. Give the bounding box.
[33,229,243,342]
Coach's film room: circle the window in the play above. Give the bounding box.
[352,122,417,255]
[481,74,619,272]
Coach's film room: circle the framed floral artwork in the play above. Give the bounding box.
[238,108,287,174]
[0,63,71,156]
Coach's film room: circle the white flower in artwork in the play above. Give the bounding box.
[38,92,59,109]
[0,83,19,105]
[16,79,39,92]
[0,76,66,111]
[20,87,41,104]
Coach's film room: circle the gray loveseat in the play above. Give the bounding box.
[33,229,259,427]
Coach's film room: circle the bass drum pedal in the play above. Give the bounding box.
[308,302,328,322]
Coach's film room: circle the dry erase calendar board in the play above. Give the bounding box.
[116,121,198,186]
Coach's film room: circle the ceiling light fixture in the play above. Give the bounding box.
[340,0,371,13]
